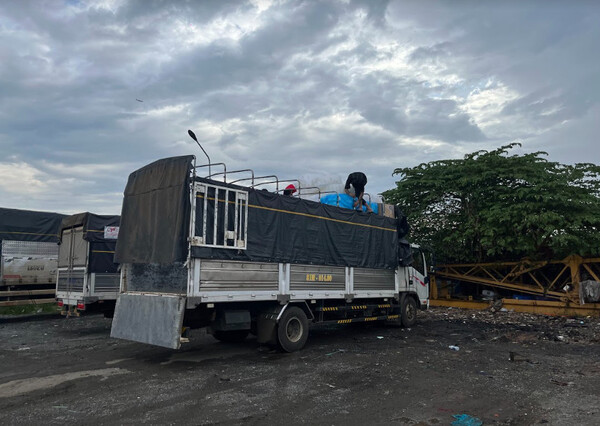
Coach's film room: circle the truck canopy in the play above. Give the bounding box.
[115,155,193,265]
[60,212,120,273]
[116,156,405,270]
[0,207,65,243]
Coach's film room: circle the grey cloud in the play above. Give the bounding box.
[407,98,485,142]
[409,42,452,63]
[389,0,600,130]
[115,0,240,23]
[528,104,600,163]
[350,0,391,24]
[150,1,346,101]
[0,0,599,213]
[350,80,408,134]
[348,74,484,142]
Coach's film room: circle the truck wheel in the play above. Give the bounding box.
[401,297,417,327]
[212,329,250,343]
[277,307,309,352]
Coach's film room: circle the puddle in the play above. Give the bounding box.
[105,358,133,365]
[160,352,209,365]
[159,347,251,365]
[0,368,129,398]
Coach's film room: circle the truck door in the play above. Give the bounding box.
[57,227,88,302]
[410,247,429,306]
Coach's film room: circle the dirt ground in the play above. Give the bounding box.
[0,307,598,426]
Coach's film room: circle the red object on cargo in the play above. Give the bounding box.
[285,184,297,194]
[77,302,85,310]
[57,300,63,307]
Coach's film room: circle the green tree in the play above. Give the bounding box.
[382,144,600,263]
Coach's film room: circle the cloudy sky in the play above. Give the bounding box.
[1,0,599,215]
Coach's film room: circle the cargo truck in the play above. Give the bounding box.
[0,207,65,307]
[111,156,428,352]
[56,212,120,316]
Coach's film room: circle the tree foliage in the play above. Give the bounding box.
[382,144,600,263]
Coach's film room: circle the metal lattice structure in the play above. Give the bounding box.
[431,256,600,316]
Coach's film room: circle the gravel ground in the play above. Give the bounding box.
[0,307,598,425]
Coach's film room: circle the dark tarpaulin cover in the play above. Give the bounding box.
[89,241,119,273]
[394,205,410,239]
[115,155,194,264]
[60,212,121,274]
[0,207,65,243]
[398,239,412,267]
[394,206,412,267]
[60,212,120,242]
[191,179,399,269]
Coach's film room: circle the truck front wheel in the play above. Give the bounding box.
[401,297,417,327]
[277,306,309,352]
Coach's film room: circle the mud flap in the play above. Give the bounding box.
[110,293,186,349]
[256,305,283,345]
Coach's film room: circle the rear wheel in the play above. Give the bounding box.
[277,307,309,352]
[212,329,250,343]
[401,297,417,327]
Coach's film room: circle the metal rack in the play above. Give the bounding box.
[194,162,382,209]
[195,163,345,203]
[196,163,227,181]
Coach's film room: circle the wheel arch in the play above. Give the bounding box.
[277,301,315,322]
[400,291,421,309]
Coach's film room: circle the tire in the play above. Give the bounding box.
[277,306,309,353]
[401,297,418,327]
[212,329,250,343]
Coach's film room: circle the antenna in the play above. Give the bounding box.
[187,129,211,178]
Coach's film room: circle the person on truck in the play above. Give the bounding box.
[283,184,297,196]
[344,172,372,213]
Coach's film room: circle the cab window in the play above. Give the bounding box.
[412,249,425,275]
